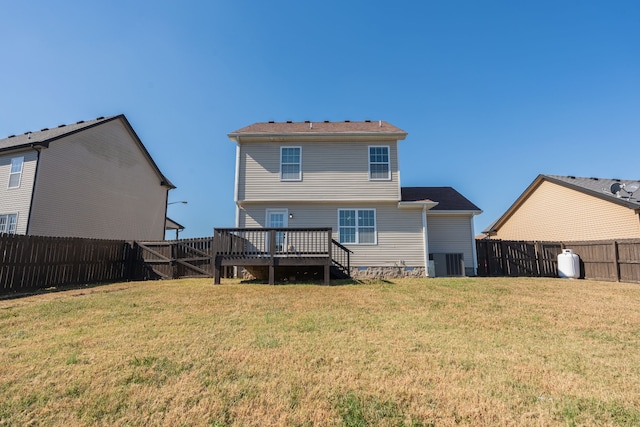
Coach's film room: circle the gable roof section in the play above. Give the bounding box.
[401,187,481,212]
[229,120,407,139]
[0,114,174,189]
[483,174,640,234]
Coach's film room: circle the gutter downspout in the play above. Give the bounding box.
[423,205,430,277]
[25,144,45,235]
[470,215,478,275]
[234,137,241,228]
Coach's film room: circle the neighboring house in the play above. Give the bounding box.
[227,120,482,277]
[483,174,640,241]
[0,115,174,240]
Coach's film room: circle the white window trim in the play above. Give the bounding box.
[8,156,24,189]
[368,146,391,181]
[265,208,289,228]
[280,146,302,181]
[0,213,18,234]
[337,208,378,245]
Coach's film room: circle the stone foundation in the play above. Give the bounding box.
[237,266,428,281]
[349,266,426,279]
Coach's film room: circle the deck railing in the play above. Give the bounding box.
[213,228,352,283]
[331,239,352,277]
[213,228,334,257]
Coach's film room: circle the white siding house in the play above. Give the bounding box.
[228,120,481,277]
[0,115,174,240]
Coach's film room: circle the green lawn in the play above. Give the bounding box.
[1,277,639,426]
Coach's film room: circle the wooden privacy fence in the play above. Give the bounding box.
[0,234,217,295]
[477,238,640,283]
[0,234,134,294]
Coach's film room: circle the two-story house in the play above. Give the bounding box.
[0,114,174,240]
[221,120,481,280]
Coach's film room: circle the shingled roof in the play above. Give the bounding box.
[0,114,174,188]
[401,187,481,211]
[229,120,407,137]
[544,175,640,207]
[482,174,640,234]
[0,116,115,152]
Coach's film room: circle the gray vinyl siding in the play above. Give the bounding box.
[240,202,424,267]
[0,150,38,234]
[237,141,400,202]
[28,120,168,240]
[426,214,475,270]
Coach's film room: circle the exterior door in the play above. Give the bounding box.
[266,209,288,252]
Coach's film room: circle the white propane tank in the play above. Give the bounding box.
[558,249,580,279]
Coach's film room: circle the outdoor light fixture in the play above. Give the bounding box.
[289,213,293,219]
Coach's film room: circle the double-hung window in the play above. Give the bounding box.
[0,214,17,234]
[368,146,390,180]
[338,209,376,244]
[8,156,24,188]
[280,146,302,181]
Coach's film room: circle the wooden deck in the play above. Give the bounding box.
[213,228,351,285]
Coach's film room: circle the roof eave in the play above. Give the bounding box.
[428,209,483,216]
[398,201,439,209]
[0,140,49,154]
[228,131,408,142]
[484,174,548,233]
[117,115,176,189]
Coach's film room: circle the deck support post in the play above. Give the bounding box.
[269,264,275,285]
[324,262,330,285]
[325,229,332,285]
[214,256,221,284]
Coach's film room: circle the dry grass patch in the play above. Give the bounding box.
[1,277,639,426]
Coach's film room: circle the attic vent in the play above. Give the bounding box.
[324,120,330,123]
[77,120,85,124]
[344,120,350,122]
[8,135,15,138]
[286,120,292,123]
[568,176,576,179]
[268,120,275,123]
[58,124,66,128]
[304,120,310,123]
[41,128,49,131]
[613,178,621,182]
[590,177,599,180]
[364,119,371,122]
[96,116,105,120]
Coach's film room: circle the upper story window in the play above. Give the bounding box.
[369,146,390,180]
[0,214,17,234]
[8,156,24,189]
[338,209,377,245]
[280,146,302,181]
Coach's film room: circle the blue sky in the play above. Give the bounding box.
[1,1,639,238]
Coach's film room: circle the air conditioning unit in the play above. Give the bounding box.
[430,253,465,277]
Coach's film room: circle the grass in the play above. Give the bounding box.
[1,277,640,426]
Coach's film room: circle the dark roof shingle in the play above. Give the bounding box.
[401,187,481,211]
[0,116,116,152]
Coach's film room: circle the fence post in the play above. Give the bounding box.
[171,241,178,279]
[613,241,620,282]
